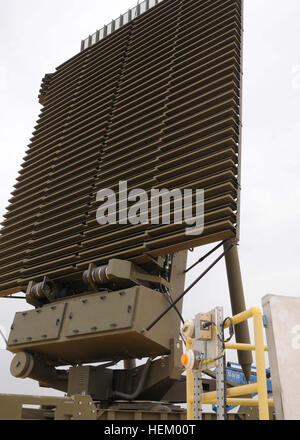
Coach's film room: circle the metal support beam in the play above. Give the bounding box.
[193,372,203,420]
[123,359,136,370]
[186,338,194,421]
[224,241,253,382]
[216,307,226,420]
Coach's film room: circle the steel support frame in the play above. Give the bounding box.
[224,241,253,382]
[193,372,203,420]
[185,307,271,421]
[216,307,226,420]
[202,308,270,420]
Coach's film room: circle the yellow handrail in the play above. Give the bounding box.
[203,398,274,407]
[225,342,268,352]
[202,383,258,404]
[185,307,270,420]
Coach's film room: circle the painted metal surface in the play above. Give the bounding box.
[262,295,300,420]
[0,0,242,296]
[184,307,270,420]
[7,286,183,364]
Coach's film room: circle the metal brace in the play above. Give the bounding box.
[216,306,226,420]
[194,371,203,420]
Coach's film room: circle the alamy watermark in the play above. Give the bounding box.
[291,325,300,350]
[96,181,205,236]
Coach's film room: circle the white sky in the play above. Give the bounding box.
[0,0,300,396]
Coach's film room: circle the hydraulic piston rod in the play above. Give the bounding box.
[224,241,253,382]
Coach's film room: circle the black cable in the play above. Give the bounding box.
[0,296,26,300]
[222,317,234,344]
[162,286,185,325]
[98,359,121,369]
[202,317,235,420]
[113,358,152,401]
[205,318,233,420]
[221,318,234,421]
[160,255,185,324]
[222,348,228,420]
[184,240,226,274]
[145,243,234,332]
[203,317,235,347]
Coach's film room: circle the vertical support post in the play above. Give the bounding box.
[103,25,108,39]
[123,359,136,370]
[216,307,226,420]
[224,240,253,382]
[169,251,188,316]
[193,372,202,420]
[192,312,203,420]
[186,338,194,421]
[253,312,269,420]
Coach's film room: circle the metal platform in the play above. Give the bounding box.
[0,394,246,420]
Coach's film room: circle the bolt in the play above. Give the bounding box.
[73,329,79,334]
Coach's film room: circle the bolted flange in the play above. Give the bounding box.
[10,352,34,379]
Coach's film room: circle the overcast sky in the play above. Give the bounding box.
[0,0,299,397]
